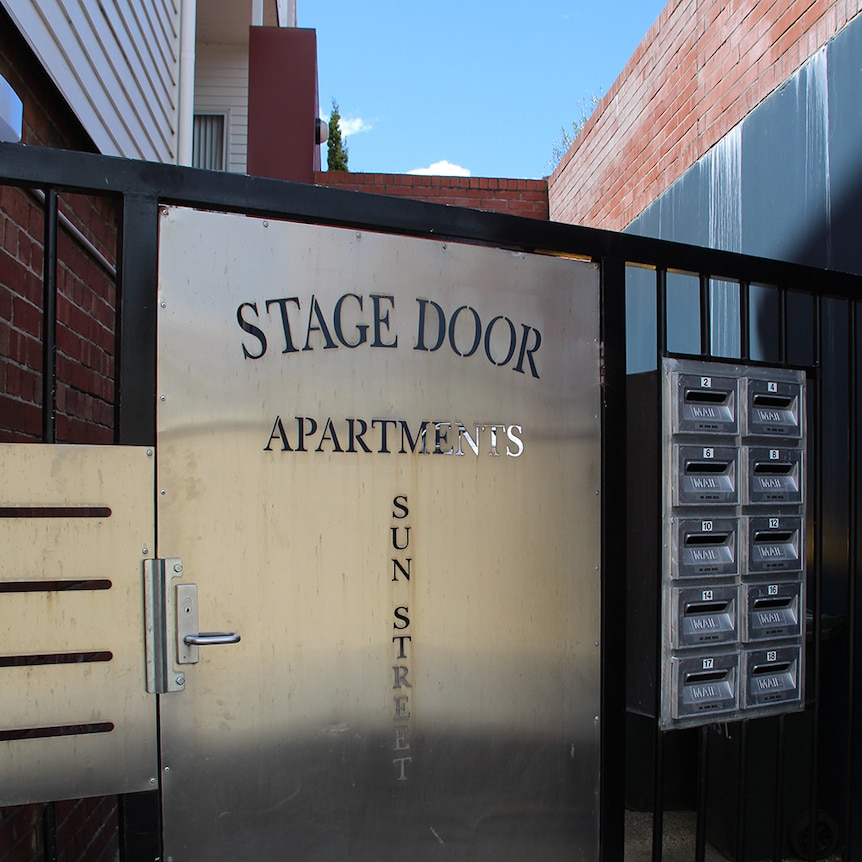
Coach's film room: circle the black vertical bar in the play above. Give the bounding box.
[115,194,162,859]
[740,281,750,362]
[652,726,664,862]
[652,264,666,862]
[735,722,748,862]
[773,716,786,862]
[851,301,862,861]
[115,195,159,446]
[699,274,711,358]
[807,295,823,862]
[42,802,58,862]
[118,792,163,862]
[844,301,857,856]
[777,287,788,365]
[41,188,58,443]
[657,268,667,357]
[599,257,627,862]
[695,726,708,862]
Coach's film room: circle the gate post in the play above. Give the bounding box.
[116,195,159,447]
[599,256,627,861]
[116,193,161,859]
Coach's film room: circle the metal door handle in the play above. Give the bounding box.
[183,631,241,646]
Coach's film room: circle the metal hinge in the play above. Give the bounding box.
[144,558,240,694]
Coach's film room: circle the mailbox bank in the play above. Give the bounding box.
[627,358,807,729]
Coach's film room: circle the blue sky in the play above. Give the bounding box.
[302,1,668,179]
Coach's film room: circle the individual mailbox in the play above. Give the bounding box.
[673,371,739,434]
[746,447,803,505]
[673,444,739,506]
[673,517,739,578]
[672,584,738,648]
[746,377,803,438]
[743,581,803,641]
[743,645,802,709]
[671,653,739,722]
[746,516,803,575]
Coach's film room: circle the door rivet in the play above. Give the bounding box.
[175,675,185,686]
[173,563,183,573]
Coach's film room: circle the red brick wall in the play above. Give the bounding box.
[1,7,118,445]
[1,9,120,862]
[0,805,41,861]
[316,172,549,220]
[549,0,862,231]
[54,799,118,862]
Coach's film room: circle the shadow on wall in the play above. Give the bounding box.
[794,158,862,276]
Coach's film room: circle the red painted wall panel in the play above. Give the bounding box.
[247,27,321,183]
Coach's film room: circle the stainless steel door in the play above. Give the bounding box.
[156,208,602,861]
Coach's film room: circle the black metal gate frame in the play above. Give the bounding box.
[2,141,861,862]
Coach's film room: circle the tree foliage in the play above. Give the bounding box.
[548,93,602,172]
[327,99,349,172]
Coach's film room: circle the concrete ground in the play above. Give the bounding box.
[624,809,841,862]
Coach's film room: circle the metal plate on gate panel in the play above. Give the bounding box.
[156,208,602,861]
[0,444,158,804]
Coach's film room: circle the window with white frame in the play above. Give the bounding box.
[192,114,227,171]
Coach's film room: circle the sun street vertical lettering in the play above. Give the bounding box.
[391,495,413,782]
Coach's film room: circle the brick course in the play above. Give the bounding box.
[315,171,549,220]
[0,8,117,445]
[549,0,862,230]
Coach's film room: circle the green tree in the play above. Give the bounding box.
[327,99,349,172]
[548,93,601,172]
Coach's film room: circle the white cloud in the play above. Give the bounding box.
[408,160,471,177]
[340,117,372,136]
[319,106,373,138]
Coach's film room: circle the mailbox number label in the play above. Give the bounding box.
[701,377,712,388]
[770,449,780,460]
[703,658,714,670]
[768,382,778,393]
[769,518,780,529]
[767,651,778,662]
[702,520,713,532]
[768,584,779,596]
[702,590,714,601]
[703,447,714,459]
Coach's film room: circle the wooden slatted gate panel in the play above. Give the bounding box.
[0,444,158,804]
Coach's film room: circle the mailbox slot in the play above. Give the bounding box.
[671,653,739,722]
[743,581,803,641]
[673,584,738,647]
[746,379,802,438]
[746,517,803,575]
[675,373,739,434]
[673,518,738,578]
[673,445,739,506]
[743,646,802,708]
[747,447,803,505]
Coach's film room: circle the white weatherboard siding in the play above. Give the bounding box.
[194,44,248,173]
[2,0,181,161]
